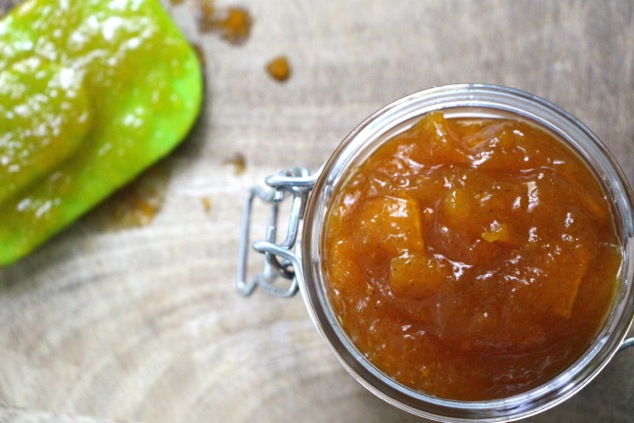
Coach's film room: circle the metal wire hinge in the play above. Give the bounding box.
[237,166,318,298]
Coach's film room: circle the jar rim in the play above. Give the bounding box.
[299,84,634,422]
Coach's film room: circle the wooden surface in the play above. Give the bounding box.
[1,0,634,422]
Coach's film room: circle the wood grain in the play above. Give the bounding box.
[1,0,633,422]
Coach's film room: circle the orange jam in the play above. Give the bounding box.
[324,111,622,400]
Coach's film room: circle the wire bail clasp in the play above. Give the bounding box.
[237,166,318,298]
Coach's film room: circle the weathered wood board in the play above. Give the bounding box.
[0,1,633,422]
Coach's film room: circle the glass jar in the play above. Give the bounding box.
[237,84,634,422]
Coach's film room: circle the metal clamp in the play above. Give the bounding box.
[619,336,634,352]
[236,166,318,298]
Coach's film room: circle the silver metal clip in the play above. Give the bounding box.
[237,166,318,298]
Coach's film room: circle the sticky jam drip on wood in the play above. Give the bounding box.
[224,152,246,175]
[85,164,169,231]
[324,111,622,401]
[266,56,291,82]
[198,0,252,45]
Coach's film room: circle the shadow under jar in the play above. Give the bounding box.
[237,84,634,422]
